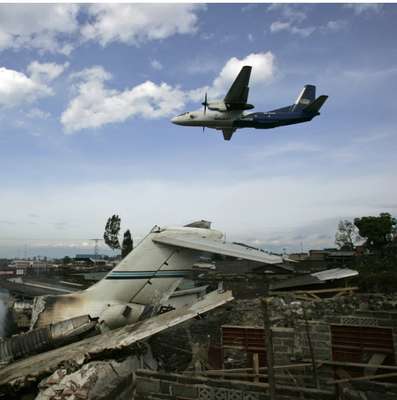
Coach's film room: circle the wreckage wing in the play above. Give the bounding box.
[0,289,233,392]
[152,234,287,266]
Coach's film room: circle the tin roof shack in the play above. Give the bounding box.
[147,293,397,400]
[269,268,359,294]
[280,248,360,274]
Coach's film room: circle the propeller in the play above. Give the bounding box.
[201,92,208,115]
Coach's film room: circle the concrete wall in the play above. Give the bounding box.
[135,370,335,400]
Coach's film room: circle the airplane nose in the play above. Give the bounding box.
[171,116,179,125]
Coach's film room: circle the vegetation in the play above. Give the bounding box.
[354,212,396,251]
[104,214,134,258]
[121,230,133,259]
[334,213,397,293]
[104,214,121,250]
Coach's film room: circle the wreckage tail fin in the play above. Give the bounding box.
[32,229,198,328]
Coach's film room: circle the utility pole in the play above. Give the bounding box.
[261,282,276,400]
[90,238,101,266]
[303,307,320,389]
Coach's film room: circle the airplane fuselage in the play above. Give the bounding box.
[171,109,318,130]
[31,226,223,330]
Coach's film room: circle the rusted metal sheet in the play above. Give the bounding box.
[222,325,265,352]
[331,325,396,379]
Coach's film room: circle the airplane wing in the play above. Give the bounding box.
[224,65,252,106]
[222,128,236,141]
[152,233,291,268]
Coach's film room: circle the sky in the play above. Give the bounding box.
[0,3,397,258]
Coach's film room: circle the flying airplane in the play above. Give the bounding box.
[171,66,328,141]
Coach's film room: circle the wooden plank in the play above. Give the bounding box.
[305,359,397,371]
[364,353,387,376]
[262,293,276,400]
[329,371,397,384]
[186,363,313,374]
[271,286,358,295]
[137,370,334,396]
[252,353,259,383]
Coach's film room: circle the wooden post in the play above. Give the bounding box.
[252,353,260,383]
[303,307,320,389]
[262,282,276,400]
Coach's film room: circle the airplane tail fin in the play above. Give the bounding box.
[304,95,328,114]
[292,84,316,111]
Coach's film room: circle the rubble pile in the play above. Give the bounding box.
[36,358,143,400]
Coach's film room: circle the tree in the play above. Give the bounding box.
[335,220,361,250]
[103,214,134,258]
[354,213,397,251]
[121,230,133,258]
[104,214,121,250]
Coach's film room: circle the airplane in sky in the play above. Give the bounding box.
[171,66,328,141]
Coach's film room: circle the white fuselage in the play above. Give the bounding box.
[31,226,224,330]
[171,109,243,129]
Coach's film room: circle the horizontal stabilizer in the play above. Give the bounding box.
[152,233,289,267]
[304,95,328,114]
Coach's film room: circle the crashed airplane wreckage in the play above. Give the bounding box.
[0,221,291,367]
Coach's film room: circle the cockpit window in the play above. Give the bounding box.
[177,112,188,117]
[189,114,195,119]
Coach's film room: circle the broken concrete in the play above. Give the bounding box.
[36,351,156,400]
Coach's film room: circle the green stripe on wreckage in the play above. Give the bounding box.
[105,270,192,280]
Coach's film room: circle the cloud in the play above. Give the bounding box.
[0,67,52,107]
[267,4,307,23]
[0,4,79,54]
[270,21,316,37]
[61,66,186,132]
[270,19,346,37]
[344,4,383,15]
[0,62,67,108]
[1,173,396,252]
[81,4,205,46]
[268,4,346,37]
[150,59,163,71]
[61,52,276,132]
[26,108,51,120]
[27,61,69,83]
[322,20,348,33]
